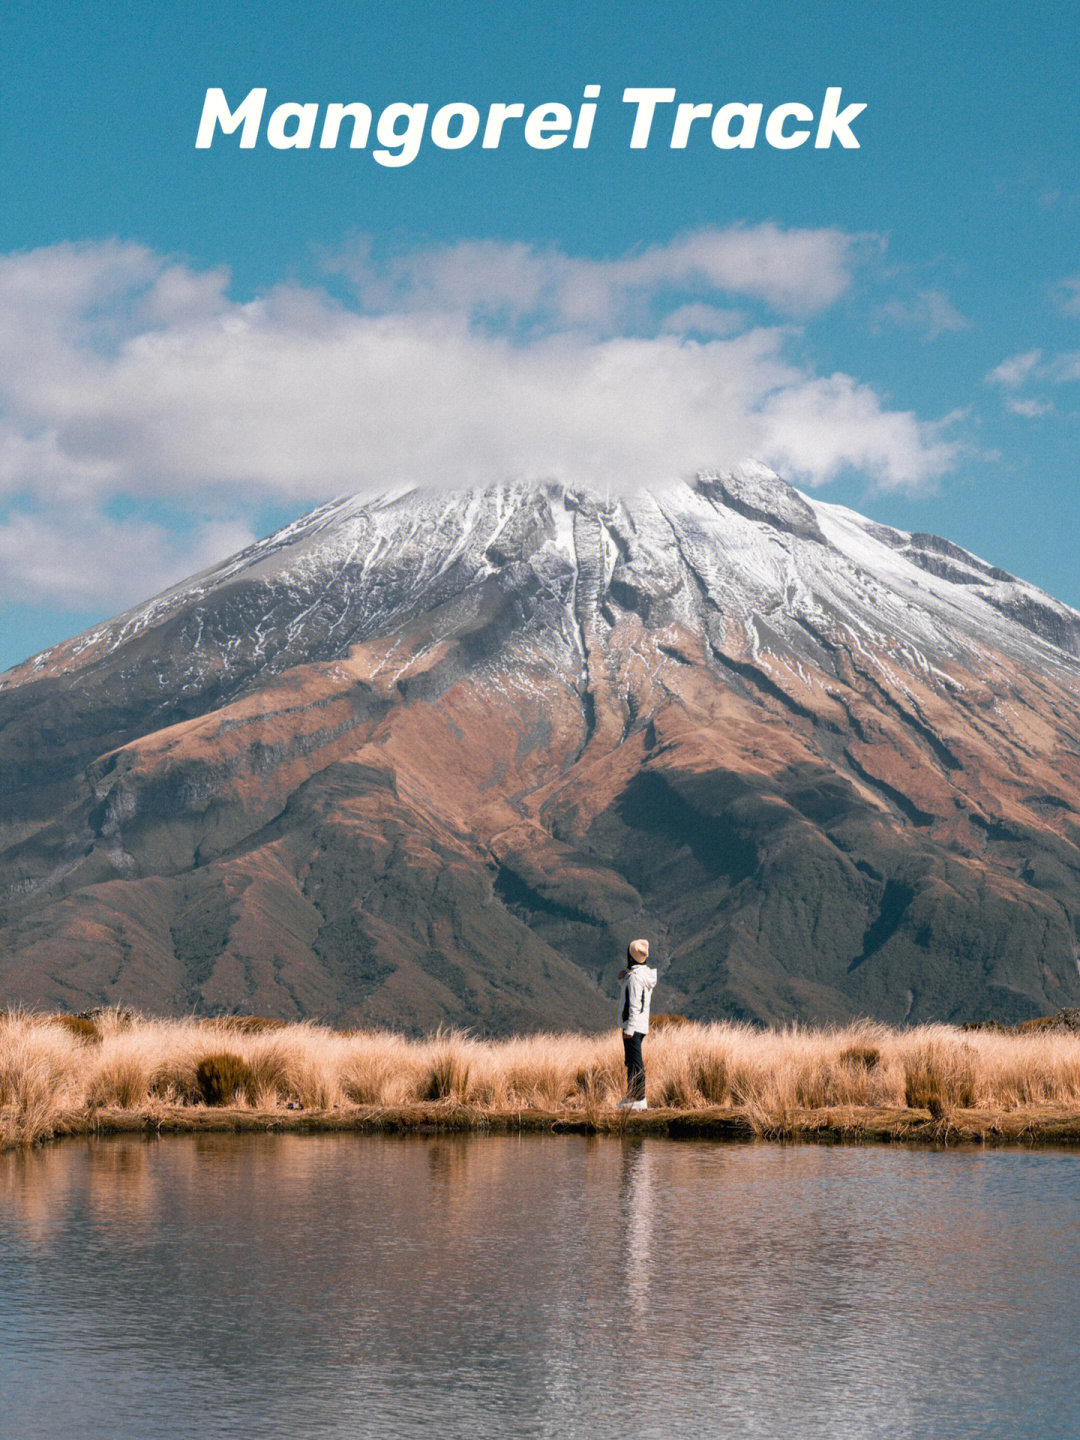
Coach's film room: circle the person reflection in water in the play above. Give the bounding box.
[620,1139,655,1324]
[617,938,657,1110]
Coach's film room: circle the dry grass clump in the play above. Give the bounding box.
[85,1006,136,1036]
[147,1059,201,1105]
[195,1053,256,1106]
[245,1023,347,1108]
[965,1029,1080,1109]
[340,1051,395,1105]
[0,1017,85,1146]
[84,1019,204,1110]
[87,1051,150,1109]
[840,1043,881,1070]
[200,1016,288,1035]
[903,1035,977,1116]
[418,1031,473,1102]
[338,1030,417,1106]
[5,1007,1080,1148]
[45,1014,101,1043]
[496,1035,596,1109]
[654,1043,728,1108]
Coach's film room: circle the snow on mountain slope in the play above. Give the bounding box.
[6,466,1078,693]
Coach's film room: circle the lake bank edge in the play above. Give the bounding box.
[7,1100,1080,1151]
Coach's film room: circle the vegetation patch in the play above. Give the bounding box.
[200,1016,288,1035]
[47,1015,101,1043]
[904,1040,977,1116]
[840,1044,881,1070]
[3,1008,1080,1149]
[651,1013,691,1031]
[195,1052,256,1106]
[420,1039,472,1102]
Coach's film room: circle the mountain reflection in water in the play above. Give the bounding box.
[2,1135,1079,1439]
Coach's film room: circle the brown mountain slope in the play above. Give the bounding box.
[2,472,1080,1030]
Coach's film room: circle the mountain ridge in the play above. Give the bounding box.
[7,467,1080,693]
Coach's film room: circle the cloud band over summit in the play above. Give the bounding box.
[0,225,960,615]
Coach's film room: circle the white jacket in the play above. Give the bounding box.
[620,964,658,1035]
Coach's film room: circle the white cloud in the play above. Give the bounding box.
[1047,351,1080,382]
[0,236,960,609]
[986,347,1080,418]
[326,223,872,326]
[987,350,1042,388]
[1050,274,1080,316]
[1006,397,1052,418]
[659,303,746,337]
[757,375,958,490]
[0,505,254,610]
[880,287,970,340]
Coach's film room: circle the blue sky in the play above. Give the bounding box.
[1,0,1078,670]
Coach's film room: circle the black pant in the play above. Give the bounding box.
[622,1031,645,1100]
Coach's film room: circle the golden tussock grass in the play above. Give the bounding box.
[3,1009,1080,1148]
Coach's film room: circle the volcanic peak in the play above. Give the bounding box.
[3,464,1080,1031]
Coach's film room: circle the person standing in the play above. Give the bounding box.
[618,938,657,1110]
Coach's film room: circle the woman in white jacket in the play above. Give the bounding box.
[618,938,657,1110]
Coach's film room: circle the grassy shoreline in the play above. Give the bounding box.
[28,1100,1080,1149]
[5,1009,1080,1150]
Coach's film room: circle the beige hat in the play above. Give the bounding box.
[628,938,650,963]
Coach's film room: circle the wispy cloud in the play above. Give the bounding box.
[0,504,254,611]
[1005,397,1052,418]
[986,346,1080,419]
[0,234,959,610]
[324,223,875,328]
[1050,274,1080,317]
[658,303,746,337]
[987,349,1042,388]
[879,287,970,340]
[1047,351,1080,382]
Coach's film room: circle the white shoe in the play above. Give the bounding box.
[631,1099,648,1111]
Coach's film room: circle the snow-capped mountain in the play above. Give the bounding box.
[3,468,1080,1029]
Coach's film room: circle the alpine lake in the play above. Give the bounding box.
[2,1133,1078,1439]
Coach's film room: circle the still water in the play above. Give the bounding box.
[1,1134,1078,1440]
